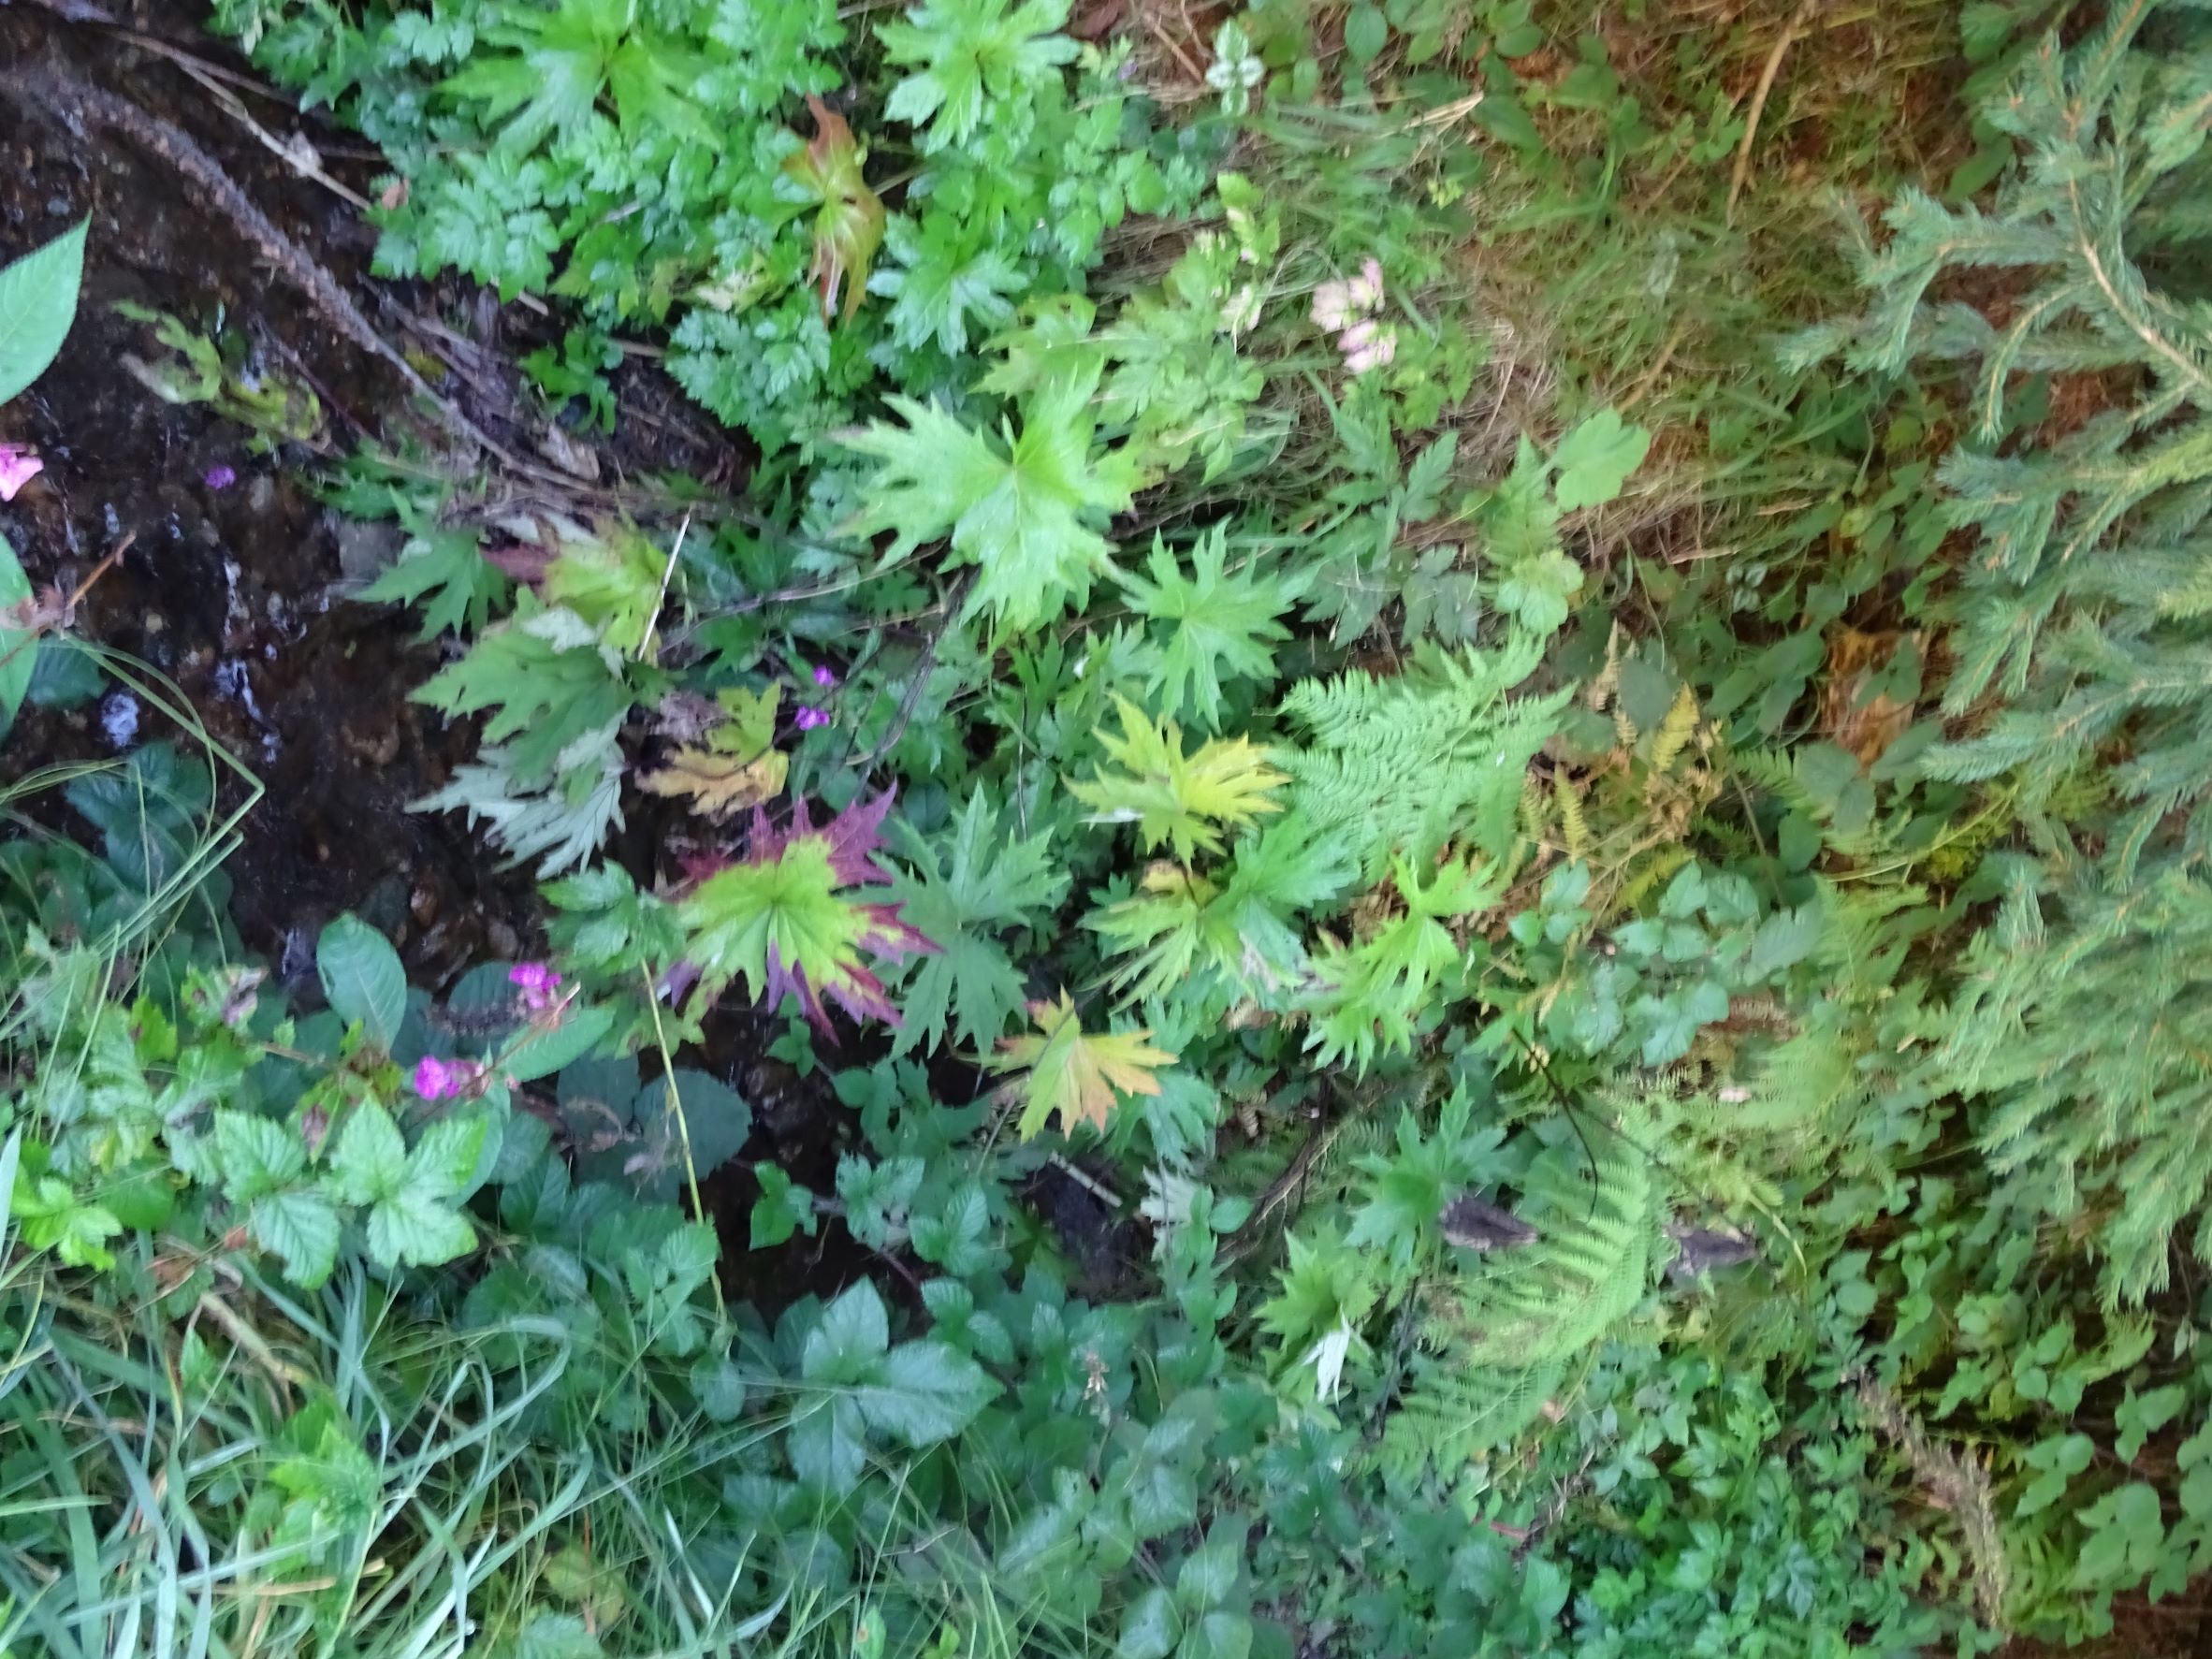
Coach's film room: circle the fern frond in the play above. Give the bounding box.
[1280,640,1571,880]
[1554,774,1592,862]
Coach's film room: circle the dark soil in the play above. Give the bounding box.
[0,1,876,1304]
[0,0,545,976]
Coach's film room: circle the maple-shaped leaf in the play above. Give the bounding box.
[357,521,511,641]
[1550,408,1652,512]
[441,0,714,154]
[840,369,1141,632]
[1089,813,1353,1003]
[784,96,885,324]
[870,213,1026,357]
[1069,694,1288,861]
[1116,527,1299,731]
[1304,854,1504,1072]
[677,791,934,1031]
[989,989,1173,1139]
[412,599,636,789]
[640,746,788,819]
[640,684,789,820]
[878,0,1079,150]
[543,523,671,658]
[885,789,1069,1054]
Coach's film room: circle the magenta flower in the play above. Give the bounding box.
[0,444,43,502]
[812,664,837,688]
[414,1055,484,1100]
[509,961,561,1011]
[793,706,831,732]
[204,464,237,491]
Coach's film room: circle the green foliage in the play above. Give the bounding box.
[1279,637,1567,880]
[1813,0,2212,876]
[0,218,86,403]
[840,371,1143,631]
[884,787,1069,1053]
[53,0,2212,1652]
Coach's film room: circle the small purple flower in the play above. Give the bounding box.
[509,961,561,1012]
[793,706,831,732]
[812,664,837,688]
[204,464,237,491]
[414,1055,483,1101]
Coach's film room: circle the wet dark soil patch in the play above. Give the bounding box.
[0,1,545,975]
[0,5,1028,1313]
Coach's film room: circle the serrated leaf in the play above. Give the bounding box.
[785,95,885,323]
[788,1394,868,1494]
[211,1109,307,1201]
[1070,696,1288,862]
[1550,408,1652,511]
[0,533,33,735]
[885,790,1069,1054]
[678,793,933,1031]
[365,1183,478,1267]
[0,221,87,403]
[878,0,1079,149]
[326,1100,409,1206]
[841,371,1141,632]
[872,214,1026,357]
[640,745,788,819]
[413,602,634,790]
[804,1281,890,1377]
[1117,530,1297,731]
[859,1340,997,1441]
[357,527,510,640]
[316,914,407,1051]
[990,989,1174,1138]
[250,1189,342,1288]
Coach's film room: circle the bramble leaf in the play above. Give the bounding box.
[316,914,407,1052]
[0,220,87,403]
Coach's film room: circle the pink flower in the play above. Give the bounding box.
[1348,256,1384,311]
[0,444,43,502]
[509,961,561,1012]
[812,664,837,688]
[414,1055,484,1100]
[204,464,237,490]
[794,706,830,732]
[1343,328,1398,376]
[1310,279,1355,333]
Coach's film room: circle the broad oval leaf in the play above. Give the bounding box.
[317,913,408,1051]
[0,221,88,404]
[0,531,32,735]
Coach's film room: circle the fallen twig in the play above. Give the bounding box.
[1725,0,1819,225]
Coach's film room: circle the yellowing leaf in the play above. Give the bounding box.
[989,989,1174,1139]
[544,524,669,656]
[1069,695,1288,861]
[641,684,789,818]
[718,683,781,756]
[640,746,788,819]
[784,96,885,324]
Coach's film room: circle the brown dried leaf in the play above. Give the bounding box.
[639,745,789,820]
